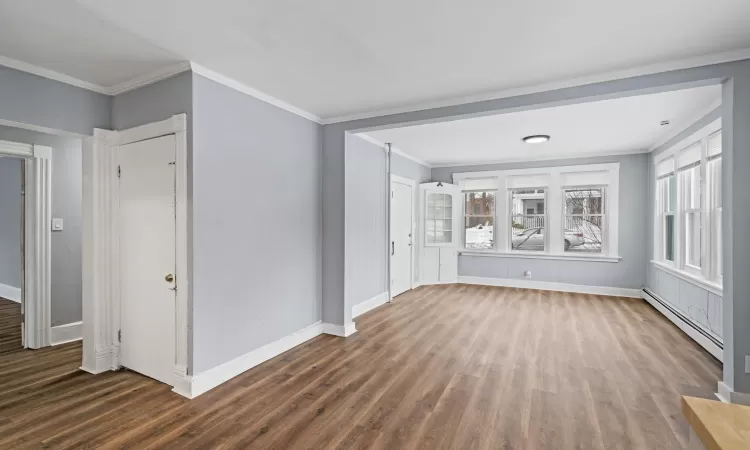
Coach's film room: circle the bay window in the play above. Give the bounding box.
[510,189,546,251]
[564,187,605,253]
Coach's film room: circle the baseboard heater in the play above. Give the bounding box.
[642,287,723,351]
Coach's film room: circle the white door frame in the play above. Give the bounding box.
[390,174,416,298]
[0,140,52,349]
[81,114,189,394]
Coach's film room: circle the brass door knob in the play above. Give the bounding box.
[165,274,175,283]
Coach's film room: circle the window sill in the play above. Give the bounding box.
[460,250,621,263]
[650,260,723,296]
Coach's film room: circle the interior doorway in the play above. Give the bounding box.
[118,135,177,385]
[0,156,23,353]
[390,175,415,298]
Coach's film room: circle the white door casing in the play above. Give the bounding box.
[82,114,189,396]
[0,140,52,349]
[390,177,414,297]
[118,135,177,385]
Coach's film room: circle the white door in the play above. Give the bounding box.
[391,180,413,297]
[119,135,176,385]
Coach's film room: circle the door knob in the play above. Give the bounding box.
[165,273,175,283]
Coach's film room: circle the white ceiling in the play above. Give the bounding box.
[363,85,721,166]
[0,0,748,120]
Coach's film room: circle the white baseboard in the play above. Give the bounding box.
[51,321,82,345]
[458,276,641,298]
[717,381,750,405]
[173,320,325,399]
[352,291,388,318]
[80,346,117,375]
[322,321,357,337]
[641,290,723,362]
[0,283,21,302]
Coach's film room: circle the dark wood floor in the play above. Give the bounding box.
[0,284,721,449]
[0,297,22,354]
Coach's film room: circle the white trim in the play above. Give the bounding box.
[654,118,722,161]
[0,283,21,302]
[641,290,722,362]
[352,292,389,318]
[716,381,750,405]
[173,321,325,399]
[459,251,621,263]
[651,261,722,296]
[0,120,87,139]
[0,55,109,94]
[356,134,433,168]
[51,321,83,345]
[452,162,620,180]
[82,114,189,389]
[321,47,750,124]
[458,276,641,298]
[321,322,358,337]
[108,62,192,95]
[190,62,322,124]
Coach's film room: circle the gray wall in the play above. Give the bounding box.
[191,73,322,375]
[0,65,110,136]
[346,135,387,309]
[432,154,648,289]
[0,157,22,290]
[646,107,724,339]
[111,71,192,131]
[0,125,83,326]
[344,137,432,314]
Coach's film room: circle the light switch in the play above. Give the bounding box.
[51,218,64,231]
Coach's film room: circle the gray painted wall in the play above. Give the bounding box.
[191,73,322,375]
[324,59,750,396]
[432,154,648,289]
[0,157,22,290]
[346,135,387,309]
[111,71,192,131]
[345,137,432,314]
[0,65,110,136]
[0,125,83,326]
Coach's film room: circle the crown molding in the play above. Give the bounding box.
[320,47,750,125]
[189,62,322,124]
[355,133,433,168]
[429,147,649,169]
[0,55,109,94]
[107,61,192,95]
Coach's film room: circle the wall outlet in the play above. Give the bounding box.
[746,355,750,374]
[524,270,532,279]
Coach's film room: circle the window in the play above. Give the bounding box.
[679,142,702,272]
[463,191,495,249]
[653,124,722,287]
[455,163,619,259]
[426,192,453,244]
[510,189,546,251]
[564,187,605,253]
[656,158,676,262]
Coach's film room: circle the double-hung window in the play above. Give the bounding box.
[653,123,722,286]
[463,191,496,249]
[564,187,605,253]
[679,142,702,274]
[510,189,546,252]
[656,158,676,263]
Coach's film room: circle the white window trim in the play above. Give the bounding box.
[462,189,498,252]
[454,162,620,260]
[652,117,722,291]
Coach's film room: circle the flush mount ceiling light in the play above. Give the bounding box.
[522,135,550,144]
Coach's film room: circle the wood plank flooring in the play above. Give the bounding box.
[0,297,22,354]
[0,284,721,449]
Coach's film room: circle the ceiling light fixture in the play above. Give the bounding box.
[522,135,550,144]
